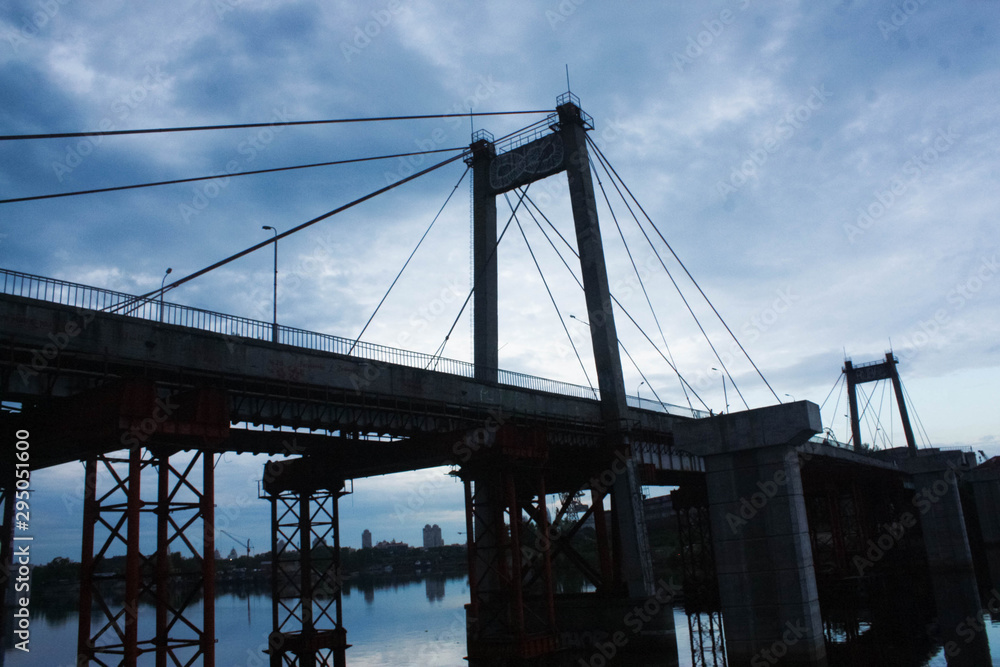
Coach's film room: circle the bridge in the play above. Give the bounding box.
[3,95,999,667]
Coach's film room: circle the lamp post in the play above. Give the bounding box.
[784,393,796,402]
[262,226,278,342]
[636,381,645,408]
[711,367,728,414]
[159,267,172,323]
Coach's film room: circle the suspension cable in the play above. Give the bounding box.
[108,151,467,312]
[618,339,673,413]
[587,137,749,410]
[425,185,530,368]
[505,193,597,397]
[819,372,846,410]
[0,147,466,205]
[0,110,551,142]
[900,378,933,448]
[588,135,781,404]
[349,166,470,355]
[591,155,694,413]
[518,190,710,411]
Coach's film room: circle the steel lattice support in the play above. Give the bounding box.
[153,449,216,667]
[77,448,215,667]
[672,486,726,667]
[265,479,348,667]
[464,464,559,662]
[463,426,559,663]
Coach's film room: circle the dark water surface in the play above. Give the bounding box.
[5,575,1000,666]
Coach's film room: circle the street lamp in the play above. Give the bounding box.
[262,226,278,342]
[711,367,729,414]
[636,381,645,407]
[784,393,796,402]
[159,267,172,322]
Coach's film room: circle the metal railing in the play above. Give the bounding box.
[2,267,706,415]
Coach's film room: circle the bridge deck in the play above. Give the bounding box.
[1,269,704,474]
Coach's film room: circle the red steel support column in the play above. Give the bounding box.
[464,478,478,616]
[332,492,346,667]
[299,492,315,667]
[591,488,613,589]
[202,452,216,666]
[124,447,142,667]
[156,455,169,667]
[77,457,98,666]
[536,475,556,630]
[505,474,525,641]
[268,494,281,667]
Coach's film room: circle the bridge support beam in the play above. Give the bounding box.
[263,458,349,667]
[675,401,827,666]
[904,454,989,665]
[462,425,679,665]
[966,465,1000,590]
[558,96,654,601]
[463,428,558,663]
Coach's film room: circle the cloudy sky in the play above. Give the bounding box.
[2,1,999,564]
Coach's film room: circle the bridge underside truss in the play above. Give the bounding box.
[461,424,674,664]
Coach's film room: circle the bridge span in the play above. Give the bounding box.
[0,268,703,480]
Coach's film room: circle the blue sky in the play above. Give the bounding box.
[2,1,999,564]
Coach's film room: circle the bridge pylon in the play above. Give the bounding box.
[462,94,671,663]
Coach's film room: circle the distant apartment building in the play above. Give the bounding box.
[423,524,444,548]
[362,529,372,549]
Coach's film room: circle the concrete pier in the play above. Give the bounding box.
[675,401,827,666]
[965,463,1000,589]
[904,454,990,666]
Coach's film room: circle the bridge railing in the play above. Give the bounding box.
[2,267,707,415]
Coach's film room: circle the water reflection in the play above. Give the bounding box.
[7,575,1000,665]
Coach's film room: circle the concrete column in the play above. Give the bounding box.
[905,455,989,666]
[966,466,1000,589]
[470,138,498,384]
[675,401,827,666]
[558,100,652,599]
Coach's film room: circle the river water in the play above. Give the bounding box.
[4,574,1000,666]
